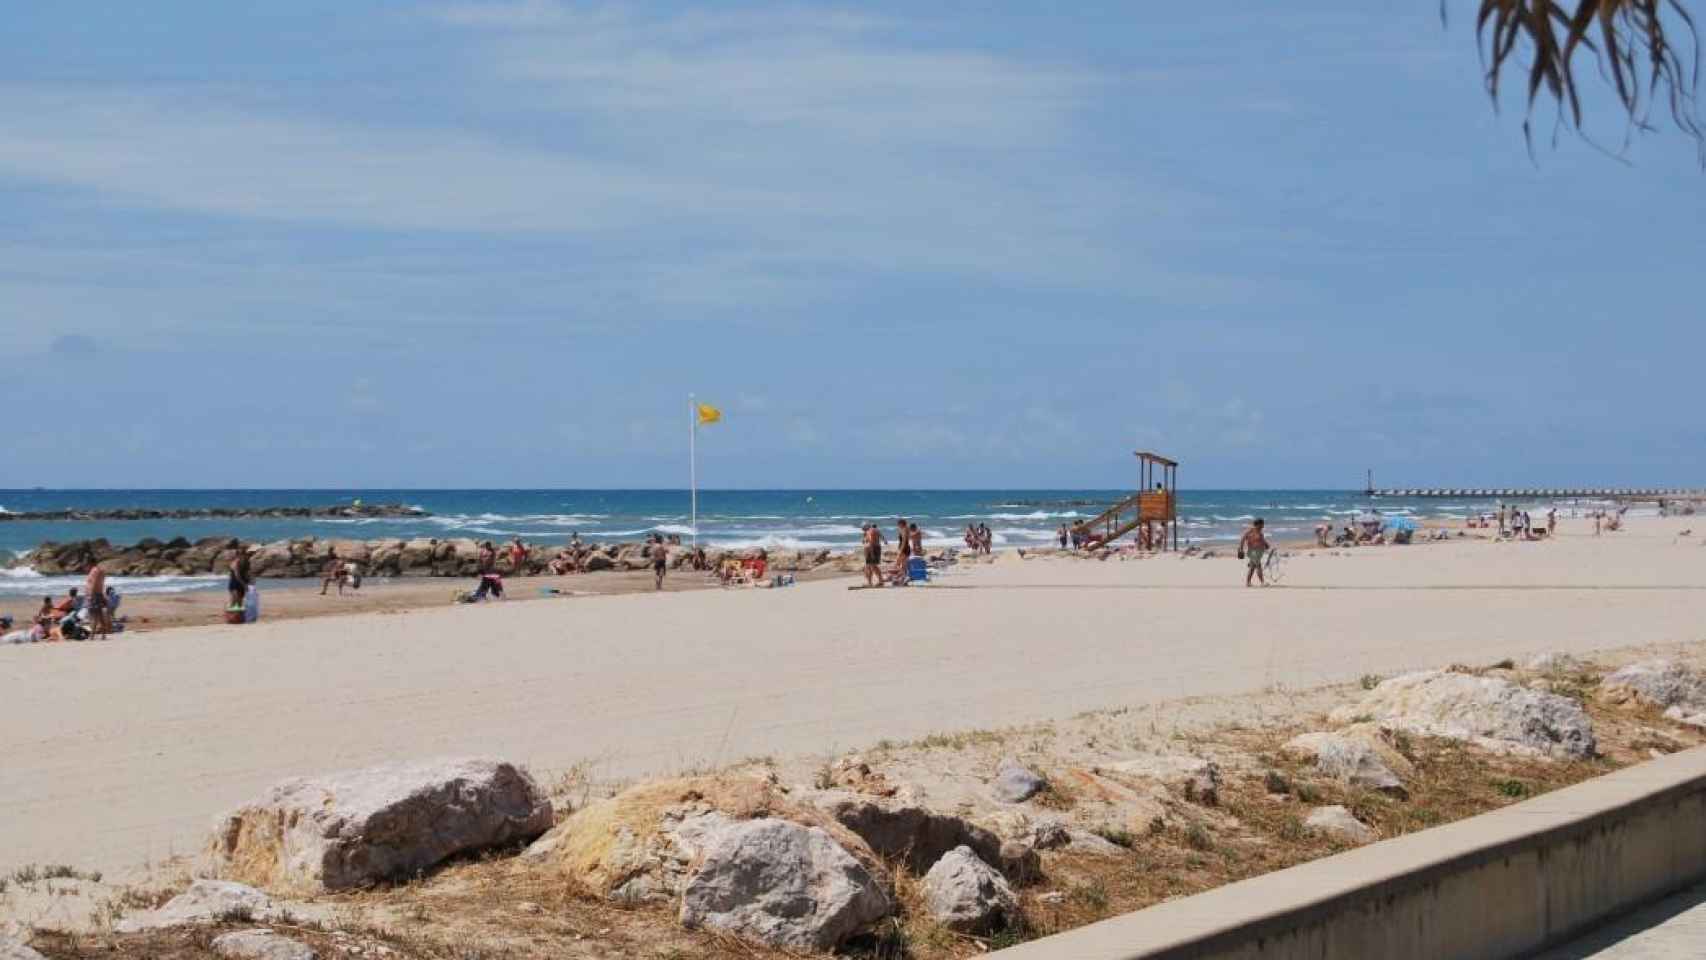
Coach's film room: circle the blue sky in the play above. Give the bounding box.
[2,1,1702,489]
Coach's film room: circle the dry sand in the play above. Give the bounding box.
[2,515,1702,878]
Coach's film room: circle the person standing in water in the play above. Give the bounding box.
[1239,518,1270,588]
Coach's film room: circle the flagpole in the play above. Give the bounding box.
[689,394,698,547]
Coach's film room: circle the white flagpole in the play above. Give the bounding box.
[689,394,698,546]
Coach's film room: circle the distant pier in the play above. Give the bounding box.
[1363,487,1706,500]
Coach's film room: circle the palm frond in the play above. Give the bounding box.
[1474,0,1703,160]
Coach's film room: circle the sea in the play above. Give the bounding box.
[0,488,1580,599]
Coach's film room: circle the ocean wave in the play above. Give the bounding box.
[945,511,1084,521]
[704,535,838,551]
[2,565,44,580]
[0,571,224,598]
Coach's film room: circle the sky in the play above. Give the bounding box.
[2,1,1703,490]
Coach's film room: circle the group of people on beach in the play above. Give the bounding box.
[963,524,993,555]
[3,563,120,643]
[860,518,927,587]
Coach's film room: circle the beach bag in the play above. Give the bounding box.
[243,583,260,623]
[224,607,246,625]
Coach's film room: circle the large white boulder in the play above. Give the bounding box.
[1101,753,1222,805]
[1329,670,1595,759]
[203,758,553,892]
[805,790,1007,875]
[920,846,1019,933]
[1,936,45,960]
[211,930,318,960]
[1602,660,1706,715]
[1283,732,1405,793]
[1305,805,1376,844]
[679,816,892,950]
[991,759,1046,803]
[114,880,288,932]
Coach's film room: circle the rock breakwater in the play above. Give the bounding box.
[24,536,859,579]
[0,503,426,523]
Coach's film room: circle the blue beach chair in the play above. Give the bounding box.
[906,556,930,583]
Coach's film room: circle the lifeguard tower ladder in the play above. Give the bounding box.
[1075,451,1180,551]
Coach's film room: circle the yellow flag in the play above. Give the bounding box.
[697,403,722,426]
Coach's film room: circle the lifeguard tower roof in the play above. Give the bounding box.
[1134,451,1179,468]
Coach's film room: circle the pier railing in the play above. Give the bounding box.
[1364,488,1706,500]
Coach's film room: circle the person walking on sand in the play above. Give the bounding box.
[1239,518,1271,588]
[84,562,111,639]
[651,538,669,591]
[862,523,885,588]
[509,537,528,576]
[469,541,504,601]
[319,550,347,596]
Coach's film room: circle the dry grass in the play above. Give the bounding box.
[19,662,1705,960]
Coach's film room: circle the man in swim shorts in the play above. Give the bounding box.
[652,538,669,591]
[862,523,885,587]
[1240,518,1270,587]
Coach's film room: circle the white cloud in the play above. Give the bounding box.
[0,3,1242,319]
[0,87,791,233]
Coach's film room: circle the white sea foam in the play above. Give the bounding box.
[0,570,223,598]
[945,511,1084,521]
[704,535,838,551]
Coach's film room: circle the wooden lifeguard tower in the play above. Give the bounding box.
[1075,451,1180,551]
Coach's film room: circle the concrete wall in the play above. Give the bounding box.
[1000,747,1706,960]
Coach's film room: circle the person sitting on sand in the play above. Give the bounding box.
[52,587,85,640]
[34,596,57,641]
[548,548,574,576]
[1239,518,1270,587]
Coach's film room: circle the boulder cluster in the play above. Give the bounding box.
[25,536,854,579]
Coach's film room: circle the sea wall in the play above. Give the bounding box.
[24,537,859,579]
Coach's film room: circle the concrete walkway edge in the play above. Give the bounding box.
[1000,747,1706,960]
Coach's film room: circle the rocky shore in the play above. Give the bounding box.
[0,503,426,523]
[24,535,861,579]
[9,648,1705,958]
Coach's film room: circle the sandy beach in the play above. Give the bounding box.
[0,564,851,634]
[2,515,1702,879]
